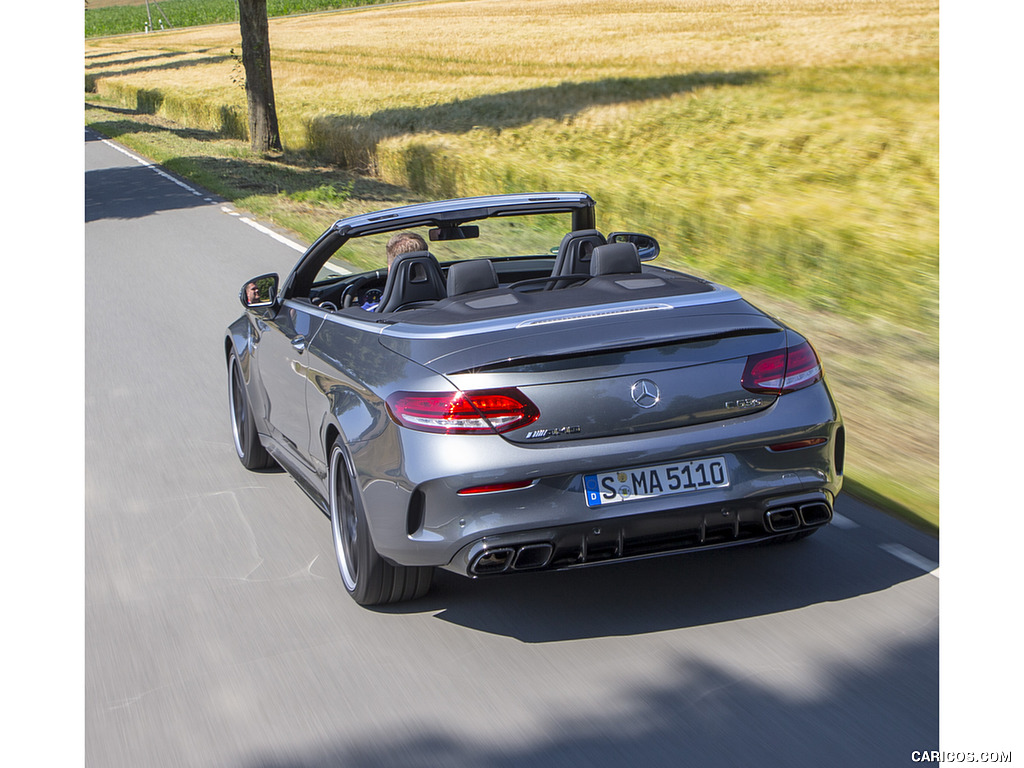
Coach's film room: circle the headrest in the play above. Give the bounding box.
[590,242,642,275]
[389,250,438,278]
[447,259,498,296]
[377,250,447,313]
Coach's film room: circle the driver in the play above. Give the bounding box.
[245,281,260,304]
[361,231,428,310]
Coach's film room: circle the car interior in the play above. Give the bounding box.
[303,225,711,325]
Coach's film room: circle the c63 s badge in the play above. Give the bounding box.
[725,397,766,410]
[525,425,582,440]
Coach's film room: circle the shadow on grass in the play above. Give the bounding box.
[87,105,234,143]
[87,69,767,178]
[85,49,214,70]
[309,71,768,169]
[84,70,767,216]
[85,50,232,80]
[166,154,418,208]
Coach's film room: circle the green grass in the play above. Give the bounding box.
[85,0,389,37]
[843,476,938,537]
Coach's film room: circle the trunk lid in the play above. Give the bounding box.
[380,295,787,443]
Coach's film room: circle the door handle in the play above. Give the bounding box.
[291,335,307,352]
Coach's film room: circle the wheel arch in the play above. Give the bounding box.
[324,423,341,459]
[313,385,392,481]
[225,316,252,370]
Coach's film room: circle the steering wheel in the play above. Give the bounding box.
[340,277,369,309]
[340,272,385,308]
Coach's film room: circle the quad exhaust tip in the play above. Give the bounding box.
[765,507,800,532]
[764,502,833,533]
[470,543,554,575]
[470,502,835,574]
[471,547,516,574]
[514,543,554,570]
[799,502,832,526]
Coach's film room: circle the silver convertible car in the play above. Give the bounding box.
[226,193,844,605]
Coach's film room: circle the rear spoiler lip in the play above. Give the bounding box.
[448,326,783,375]
[376,288,785,374]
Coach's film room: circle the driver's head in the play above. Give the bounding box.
[385,232,428,269]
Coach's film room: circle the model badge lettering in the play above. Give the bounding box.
[726,397,766,409]
[525,425,582,439]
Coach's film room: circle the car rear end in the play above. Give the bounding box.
[362,293,843,576]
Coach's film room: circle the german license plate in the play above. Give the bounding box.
[583,456,729,507]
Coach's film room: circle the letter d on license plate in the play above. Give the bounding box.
[583,456,729,507]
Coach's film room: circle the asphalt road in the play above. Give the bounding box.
[85,129,939,768]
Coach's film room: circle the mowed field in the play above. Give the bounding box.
[84,0,939,527]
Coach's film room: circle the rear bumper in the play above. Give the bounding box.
[353,381,842,569]
[445,490,834,577]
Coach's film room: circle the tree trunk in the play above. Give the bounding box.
[238,0,282,152]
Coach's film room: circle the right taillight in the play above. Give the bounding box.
[742,341,822,395]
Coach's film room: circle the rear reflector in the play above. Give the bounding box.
[386,388,540,434]
[768,438,828,452]
[457,480,535,496]
[741,341,822,395]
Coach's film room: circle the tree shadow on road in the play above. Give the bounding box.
[86,162,211,223]
[377,526,935,643]
[240,628,938,768]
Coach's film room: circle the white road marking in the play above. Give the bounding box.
[879,543,939,578]
[93,131,312,255]
[830,511,859,529]
[238,216,309,254]
[97,135,214,200]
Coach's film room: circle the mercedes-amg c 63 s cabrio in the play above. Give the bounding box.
[226,193,844,605]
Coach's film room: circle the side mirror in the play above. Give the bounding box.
[240,273,279,309]
[608,232,660,261]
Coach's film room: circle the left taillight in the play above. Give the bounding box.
[741,341,822,395]
[385,389,540,434]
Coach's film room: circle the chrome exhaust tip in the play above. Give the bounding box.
[470,547,515,575]
[513,543,553,571]
[799,502,832,526]
[764,506,800,532]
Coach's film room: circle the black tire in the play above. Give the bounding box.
[328,441,433,605]
[228,351,275,470]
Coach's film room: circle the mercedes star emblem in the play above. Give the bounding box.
[631,379,661,409]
